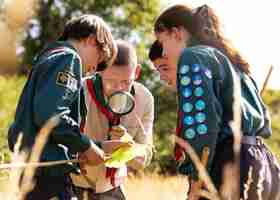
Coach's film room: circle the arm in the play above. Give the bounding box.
[33,51,91,154]
[176,48,229,180]
[127,92,154,170]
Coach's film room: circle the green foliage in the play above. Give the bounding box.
[1,0,279,176]
[263,90,280,160]
[0,76,26,161]
[22,0,159,66]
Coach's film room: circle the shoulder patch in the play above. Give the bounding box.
[56,71,78,92]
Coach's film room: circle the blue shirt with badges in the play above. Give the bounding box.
[176,44,272,180]
[8,41,92,177]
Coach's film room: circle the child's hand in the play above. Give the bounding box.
[102,140,133,154]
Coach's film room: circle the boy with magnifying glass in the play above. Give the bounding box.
[71,40,154,200]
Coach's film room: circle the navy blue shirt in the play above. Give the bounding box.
[176,44,271,180]
[8,41,92,176]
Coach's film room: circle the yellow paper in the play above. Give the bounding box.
[105,145,146,168]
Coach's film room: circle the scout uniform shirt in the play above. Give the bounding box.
[8,41,93,177]
[175,44,272,180]
[71,74,154,193]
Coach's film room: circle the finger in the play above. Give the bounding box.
[104,155,111,161]
[80,163,87,175]
[110,130,124,137]
[78,154,88,163]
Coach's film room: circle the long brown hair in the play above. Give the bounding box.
[154,4,250,74]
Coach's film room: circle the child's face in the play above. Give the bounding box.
[81,36,105,74]
[153,57,177,90]
[156,29,185,69]
[100,64,139,97]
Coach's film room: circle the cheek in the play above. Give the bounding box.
[89,50,98,64]
[103,83,113,93]
[163,41,178,61]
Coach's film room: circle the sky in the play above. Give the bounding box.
[162,0,280,90]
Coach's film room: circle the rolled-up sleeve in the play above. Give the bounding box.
[128,89,154,169]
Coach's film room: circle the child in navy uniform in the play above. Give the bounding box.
[7,14,126,200]
[150,4,280,200]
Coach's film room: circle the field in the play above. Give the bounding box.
[0,174,188,200]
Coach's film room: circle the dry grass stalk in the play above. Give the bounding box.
[0,159,80,170]
[220,76,242,200]
[6,133,26,199]
[174,136,220,200]
[18,116,60,200]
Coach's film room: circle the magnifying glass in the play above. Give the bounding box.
[107,91,135,116]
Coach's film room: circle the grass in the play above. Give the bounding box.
[125,174,188,200]
[0,174,188,200]
[1,76,280,199]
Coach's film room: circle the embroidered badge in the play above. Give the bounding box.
[183,87,192,98]
[195,112,206,123]
[56,71,78,92]
[184,128,196,139]
[192,64,200,72]
[204,68,213,79]
[181,76,191,86]
[195,100,206,111]
[194,87,204,97]
[197,124,208,135]
[180,65,190,74]
[184,116,194,126]
[193,74,203,85]
[183,102,193,113]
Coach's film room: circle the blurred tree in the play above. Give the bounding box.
[1,0,183,174]
[2,0,279,174]
[21,0,159,67]
[262,90,280,160]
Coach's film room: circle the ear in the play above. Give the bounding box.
[171,27,184,41]
[86,35,98,46]
[135,64,141,80]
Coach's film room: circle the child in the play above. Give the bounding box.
[151,4,280,199]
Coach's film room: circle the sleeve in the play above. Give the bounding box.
[248,75,272,138]
[176,48,223,180]
[128,91,154,169]
[33,51,91,154]
[257,105,272,138]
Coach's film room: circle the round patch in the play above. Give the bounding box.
[180,76,191,86]
[193,74,203,85]
[195,100,206,111]
[197,124,208,135]
[192,64,200,72]
[204,68,212,79]
[183,102,193,113]
[184,128,196,139]
[180,65,190,74]
[195,112,206,123]
[184,116,194,126]
[194,87,204,97]
[183,87,192,98]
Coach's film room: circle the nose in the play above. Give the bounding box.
[110,83,124,92]
[162,49,167,57]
